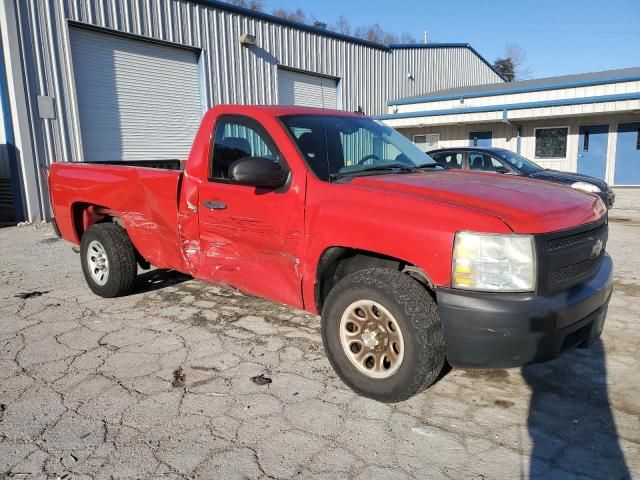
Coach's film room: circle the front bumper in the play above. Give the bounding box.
[436,253,613,368]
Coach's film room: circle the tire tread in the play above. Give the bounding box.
[81,223,137,297]
[322,268,445,402]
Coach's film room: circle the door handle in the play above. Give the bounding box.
[202,200,227,210]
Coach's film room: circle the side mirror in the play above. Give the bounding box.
[495,166,510,174]
[228,156,287,188]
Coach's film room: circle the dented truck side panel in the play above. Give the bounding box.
[49,164,189,273]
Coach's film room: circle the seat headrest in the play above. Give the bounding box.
[297,132,320,158]
[220,137,252,158]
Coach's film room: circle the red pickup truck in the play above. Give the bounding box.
[49,105,613,402]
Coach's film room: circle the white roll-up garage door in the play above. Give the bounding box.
[278,68,338,108]
[69,27,202,162]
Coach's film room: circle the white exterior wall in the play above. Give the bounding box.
[398,112,640,186]
[400,122,518,152]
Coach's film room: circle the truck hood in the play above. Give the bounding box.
[349,170,606,233]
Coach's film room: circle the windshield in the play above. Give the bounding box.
[280,114,438,181]
[496,150,543,175]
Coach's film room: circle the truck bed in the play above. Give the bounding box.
[49,162,189,273]
[84,159,185,171]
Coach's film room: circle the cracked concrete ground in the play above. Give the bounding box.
[0,220,638,480]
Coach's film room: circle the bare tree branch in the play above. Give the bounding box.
[225,0,265,11]
[273,8,307,23]
[504,42,533,80]
[221,2,418,47]
[331,15,352,35]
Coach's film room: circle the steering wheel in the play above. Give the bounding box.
[357,154,381,165]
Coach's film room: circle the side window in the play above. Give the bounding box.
[430,152,443,164]
[210,116,282,181]
[468,153,502,172]
[432,152,463,169]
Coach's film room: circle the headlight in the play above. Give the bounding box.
[452,232,536,292]
[571,181,601,194]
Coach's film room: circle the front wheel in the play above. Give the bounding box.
[80,223,138,298]
[321,268,445,403]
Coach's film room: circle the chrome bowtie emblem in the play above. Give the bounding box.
[591,239,604,258]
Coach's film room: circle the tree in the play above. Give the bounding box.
[400,32,417,44]
[273,8,306,23]
[494,57,516,82]
[505,43,533,80]
[494,43,533,81]
[222,2,417,47]
[226,0,264,11]
[331,15,351,35]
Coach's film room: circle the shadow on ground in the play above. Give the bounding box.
[132,269,191,294]
[523,340,631,479]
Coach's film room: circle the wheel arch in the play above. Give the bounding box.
[70,202,122,243]
[314,246,434,312]
[71,203,150,269]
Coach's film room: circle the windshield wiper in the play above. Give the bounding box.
[330,164,417,181]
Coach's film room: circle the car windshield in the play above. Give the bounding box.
[279,114,439,181]
[496,150,543,175]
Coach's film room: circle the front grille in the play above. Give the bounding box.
[547,258,599,285]
[545,228,602,252]
[536,217,608,294]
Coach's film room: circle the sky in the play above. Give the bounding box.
[265,0,640,79]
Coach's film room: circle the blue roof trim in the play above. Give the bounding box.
[388,43,471,49]
[375,92,640,120]
[389,73,640,106]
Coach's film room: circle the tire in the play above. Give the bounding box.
[80,223,138,298]
[321,268,445,403]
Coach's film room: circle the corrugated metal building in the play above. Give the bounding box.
[378,67,640,197]
[0,0,503,222]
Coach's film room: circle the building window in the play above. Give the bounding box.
[535,127,568,158]
[413,133,440,151]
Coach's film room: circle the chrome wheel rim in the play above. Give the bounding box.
[87,240,109,286]
[339,300,405,379]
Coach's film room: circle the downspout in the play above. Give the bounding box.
[501,109,521,154]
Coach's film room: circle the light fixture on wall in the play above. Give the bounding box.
[240,33,257,47]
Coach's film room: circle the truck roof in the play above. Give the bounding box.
[211,104,365,118]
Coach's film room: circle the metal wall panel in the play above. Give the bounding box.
[389,47,503,102]
[8,0,503,220]
[277,68,337,108]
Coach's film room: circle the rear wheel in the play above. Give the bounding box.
[80,223,137,297]
[321,268,445,403]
